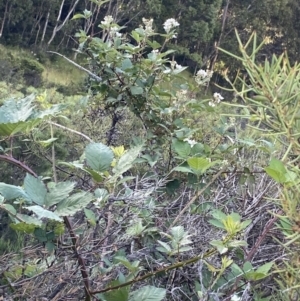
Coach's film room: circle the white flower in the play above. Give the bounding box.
[184,138,197,147]
[175,63,182,69]
[197,69,208,78]
[213,92,224,103]
[163,18,180,33]
[110,26,122,38]
[101,15,114,26]
[231,295,241,301]
[152,49,159,53]
[208,101,216,107]
[142,17,154,35]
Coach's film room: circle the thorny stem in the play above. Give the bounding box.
[0,155,37,177]
[0,154,92,301]
[90,247,217,295]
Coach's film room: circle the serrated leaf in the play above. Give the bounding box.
[94,188,109,201]
[55,192,94,216]
[45,181,75,207]
[126,219,146,236]
[0,183,30,201]
[210,240,228,254]
[24,174,47,206]
[15,213,42,227]
[85,142,114,172]
[157,240,171,252]
[104,286,129,301]
[112,144,143,178]
[187,157,216,174]
[0,95,34,124]
[25,205,62,222]
[172,166,193,173]
[129,285,166,301]
[173,139,191,158]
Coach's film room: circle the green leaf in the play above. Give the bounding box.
[211,209,227,221]
[25,205,62,222]
[131,30,141,42]
[269,158,286,174]
[71,13,86,20]
[24,174,47,206]
[0,95,40,136]
[210,240,228,254]
[243,261,253,272]
[121,58,133,70]
[84,208,96,226]
[264,167,286,183]
[45,181,75,207]
[85,142,114,172]
[245,271,268,281]
[0,95,34,124]
[37,137,58,147]
[227,240,248,248]
[130,86,144,95]
[172,166,193,173]
[0,183,29,201]
[15,214,42,227]
[256,262,273,275]
[94,188,109,201]
[112,144,143,178]
[55,192,94,216]
[129,285,166,301]
[3,204,17,215]
[187,157,212,174]
[157,240,172,253]
[173,139,191,158]
[209,219,226,229]
[104,285,129,301]
[10,222,36,233]
[126,219,146,236]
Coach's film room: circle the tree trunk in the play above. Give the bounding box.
[0,0,9,38]
[47,0,80,45]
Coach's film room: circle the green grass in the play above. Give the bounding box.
[0,44,86,88]
[42,56,86,86]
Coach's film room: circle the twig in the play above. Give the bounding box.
[48,121,93,142]
[47,51,102,82]
[0,155,37,177]
[170,168,225,228]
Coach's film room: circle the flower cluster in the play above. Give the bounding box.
[208,92,224,107]
[184,138,197,147]
[195,69,213,85]
[110,26,122,38]
[101,15,114,26]
[163,18,180,34]
[142,17,154,35]
[170,60,183,70]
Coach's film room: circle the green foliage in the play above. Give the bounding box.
[2,13,299,301]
